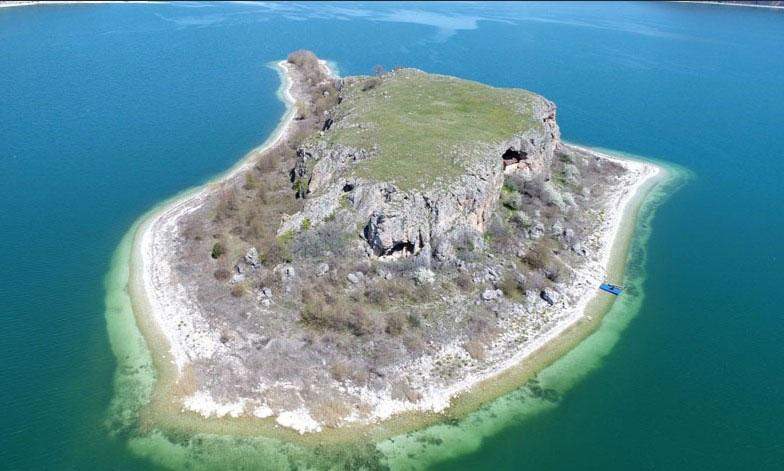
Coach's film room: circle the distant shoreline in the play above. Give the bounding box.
[0,1,159,9]
[675,1,784,10]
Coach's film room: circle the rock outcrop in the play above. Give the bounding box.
[279,69,561,260]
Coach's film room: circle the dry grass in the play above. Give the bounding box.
[464,339,486,361]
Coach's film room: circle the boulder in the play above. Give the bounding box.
[482,289,503,301]
[245,247,261,269]
[414,267,435,285]
[316,262,330,276]
[540,289,555,306]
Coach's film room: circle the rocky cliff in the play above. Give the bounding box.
[280,68,560,260]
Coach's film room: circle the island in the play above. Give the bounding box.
[128,50,663,437]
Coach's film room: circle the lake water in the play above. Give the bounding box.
[1,2,782,469]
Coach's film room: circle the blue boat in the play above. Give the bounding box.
[599,283,623,296]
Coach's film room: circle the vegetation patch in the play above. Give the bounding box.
[324,69,540,190]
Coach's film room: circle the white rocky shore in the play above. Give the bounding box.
[130,60,662,435]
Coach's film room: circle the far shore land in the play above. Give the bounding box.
[124,59,667,444]
[0,1,159,8]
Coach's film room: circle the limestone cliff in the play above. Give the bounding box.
[280,68,560,259]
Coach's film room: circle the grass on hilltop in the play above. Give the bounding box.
[325,69,540,190]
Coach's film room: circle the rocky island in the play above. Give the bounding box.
[129,51,661,436]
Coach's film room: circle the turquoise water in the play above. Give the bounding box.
[1,2,782,469]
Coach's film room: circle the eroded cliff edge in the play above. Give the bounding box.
[137,51,657,434]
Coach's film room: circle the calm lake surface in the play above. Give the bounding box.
[1,2,782,469]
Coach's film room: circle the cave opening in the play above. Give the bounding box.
[502,148,527,168]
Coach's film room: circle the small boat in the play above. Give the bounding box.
[599,283,623,296]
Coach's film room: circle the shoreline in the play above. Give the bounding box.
[120,63,669,443]
[674,1,784,10]
[0,1,159,8]
[134,60,298,376]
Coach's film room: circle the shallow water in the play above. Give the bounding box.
[1,2,783,469]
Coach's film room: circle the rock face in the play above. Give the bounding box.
[279,70,561,260]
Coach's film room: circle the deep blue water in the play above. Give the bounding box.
[1,2,782,469]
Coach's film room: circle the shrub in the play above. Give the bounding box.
[403,333,426,355]
[275,230,295,262]
[293,178,308,198]
[455,271,473,292]
[526,270,548,292]
[230,284,245,298]
[464,340,486,361]
[300,218,311,231]
[485,214,514,250]
[213,268,230,281]
[310,398,349,428]
[256,150,280,174]
[510,211,532,230]
[243,172,258,190]
[300,294,377,336]
[294,100,310,120]
[364,283,387,306]
[287,49,318,66]
[385,311,407,336]
[499,272,524,301]
[291,220,351,259]
[211,242,226,259]
[504,173,526,193]
[502,192,523,210]
[328,358,370,386]
[361,77,381,91]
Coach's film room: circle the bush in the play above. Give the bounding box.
[291,220,351,259]
[504,173,526,193]
[464,340,486,361]
[542,181,566,210]
[385,311,407,336]
[243,172,258,190]
[361,77,381,91]
[499,272,524,301]
[287,49,318,67]
[510,211,532,230]
[485,214,514,250]
[455,271,473,292]
[502,192,523,210]
[213,268,230,281]
[300,293,377,336]
[329,361,369,386]
[526,270,547,292]
[230,284,246,298]
[211,242,226,259]
[364,283,387,306]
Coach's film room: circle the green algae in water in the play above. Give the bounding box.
[377,157,690,470]
[104,219,156,436]
[103,153,687,470]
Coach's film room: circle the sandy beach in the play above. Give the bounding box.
[125,60,665,438]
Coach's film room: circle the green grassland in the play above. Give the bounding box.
[325,69,540,190]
